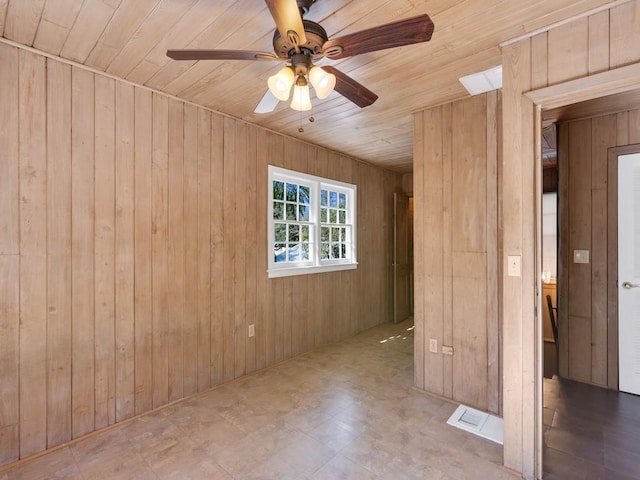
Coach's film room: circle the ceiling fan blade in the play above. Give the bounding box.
[254,90,280,113]
[265,0,307,46]
[322,66,378,108]
[323,14,434,60]
[167,49,279,61]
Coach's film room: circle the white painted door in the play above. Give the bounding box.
[619,152,640,395]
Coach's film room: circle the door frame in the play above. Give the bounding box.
[393,192,412,323]
[520,63,640,479]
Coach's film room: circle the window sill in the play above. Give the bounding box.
[267,262,358,278]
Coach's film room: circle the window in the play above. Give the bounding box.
[268,165,357,278]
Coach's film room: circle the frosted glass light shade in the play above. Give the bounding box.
[290,84,312,111]
[308,66,336,99]
[267,67,295,101]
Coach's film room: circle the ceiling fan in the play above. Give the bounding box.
[167,0,434,113]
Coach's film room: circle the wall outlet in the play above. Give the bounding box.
[429,338,438,353]
[442,345,454,355]
[248,324,255,338]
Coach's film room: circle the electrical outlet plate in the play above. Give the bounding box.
[429,338,438,353]
[442,345,454,355]
[248,324,255,337]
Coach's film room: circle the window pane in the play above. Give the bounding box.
[286,203,297,221]
[286,183,297,202]
[274,244,286,263]
[299,205,309,221]
[288,224,300,242]
[288,244,299,261]
[330,191,338,207]
[273,181,284,200]
[268,166,357,275]
[320,208,327,223]
[273,201,284,220]
[299,185,310,204]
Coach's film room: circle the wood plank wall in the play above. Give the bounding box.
[0,42,401,466]
[413,92,501,414]
[557,108,640,388]
[501,1,640,476]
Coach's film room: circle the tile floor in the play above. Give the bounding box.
[1,320,516,479]
[543,376,640,479]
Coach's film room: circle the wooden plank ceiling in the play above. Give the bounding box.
[0,0,620,172]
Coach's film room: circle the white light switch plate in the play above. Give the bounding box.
[507,255,521,277]
[573,250,589,264]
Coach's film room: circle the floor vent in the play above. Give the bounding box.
[446,404,503,445]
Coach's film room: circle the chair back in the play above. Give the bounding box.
[546,294,559,347]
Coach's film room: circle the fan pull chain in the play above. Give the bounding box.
[298,114,315,133]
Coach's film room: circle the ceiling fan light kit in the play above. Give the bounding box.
[291,82,313,111]
[266,53,336,108]
[268,66,295,101]
[167,0,434,114]
[308,66,336,99]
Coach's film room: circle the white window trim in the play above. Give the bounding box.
[268,165,357,278]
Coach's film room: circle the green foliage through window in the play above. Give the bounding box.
[269,166,356,276]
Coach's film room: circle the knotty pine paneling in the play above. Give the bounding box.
[167,98,185,403]
[114,81,136,421]
[19,49,48,458]
[558,109,640,388]
[501,2,640,475]
[0,41,20,466]
[70,65,95,439]
[133,87,153,415]
[0,41,401,467]
[45,55,72,449]
[94,74,116,430]
[413,92,501,414]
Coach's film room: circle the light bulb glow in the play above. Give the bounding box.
[308,66,336,100]
[267,67,295,101]
[290,84,312,111]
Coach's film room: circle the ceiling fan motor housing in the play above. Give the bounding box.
[273,19,328,58]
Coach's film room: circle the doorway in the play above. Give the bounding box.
[541,124,559,379]
[535,86,640,479]
[393,192,414,323]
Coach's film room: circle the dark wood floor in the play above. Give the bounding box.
[543,376,640,479]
